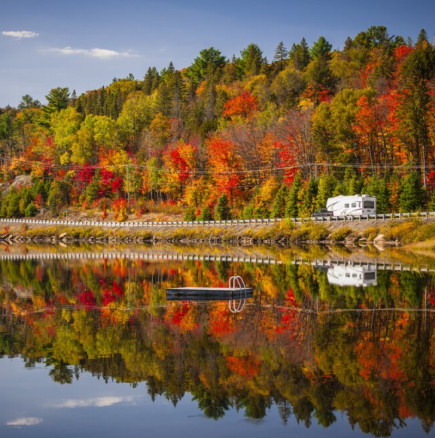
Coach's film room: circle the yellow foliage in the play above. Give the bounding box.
[184,177,209,207]
[299,98,314,111]
[258,176,280,204]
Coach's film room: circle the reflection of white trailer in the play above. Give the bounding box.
[326,195,376,216]
[327,265,377,287]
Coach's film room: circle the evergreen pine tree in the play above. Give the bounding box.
[198,205,213,221]
[241,203,254,219]
[333,181,345,196]
[183,206,196,221]
[399,171,426,212]
[271,184,290,218]
[343,168,357,195]
[5,191,20,218]
[364,175,380,197]
[25,203,38,217]
[286,173,302,218]
[85,175,101,204]
[316,175,336,210]
[300,178,318,217]
[274,42,288,71]
[48,181,69,216]
[214,194,231,220]
[143,67,154,95]
[376,178,391,213]
[289,38,311,70]
[428,190,435,211]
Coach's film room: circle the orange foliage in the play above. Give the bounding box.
[206,136,242,204]
[223,91,258,120]
[226,354,259,378]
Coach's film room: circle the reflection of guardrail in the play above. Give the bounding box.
[0,251,283,264]
[293,258,435,273]
[0,211,434,228]
[0,251,433,273]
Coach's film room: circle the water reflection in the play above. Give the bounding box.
[0,253,433,437]
[327,265,377,287]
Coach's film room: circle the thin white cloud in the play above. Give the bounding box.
[2,30,39,39]
[6,417,43,426]
[53,396,134,408]
[49,46,138,59]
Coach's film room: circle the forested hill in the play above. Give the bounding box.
[0,26,434,220]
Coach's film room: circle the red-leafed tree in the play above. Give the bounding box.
[223,90,258,120]
[277,109,315,181]
[206,136,243,205]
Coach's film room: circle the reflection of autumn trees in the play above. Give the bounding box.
[0,259,433,433]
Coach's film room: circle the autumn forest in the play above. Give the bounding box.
[0,26,434,220]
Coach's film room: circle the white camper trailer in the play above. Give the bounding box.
[326,194,376,217]
[327,265,377,287]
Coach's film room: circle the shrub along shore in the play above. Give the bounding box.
[1,218,434,247]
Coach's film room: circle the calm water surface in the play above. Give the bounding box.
[0,248,433,437]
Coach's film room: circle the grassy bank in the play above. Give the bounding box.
[0,218,434,247]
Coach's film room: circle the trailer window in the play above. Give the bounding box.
[345,203,349,208]
[364,272,376,280]
[363,201,375,209]
[351,203,356,207]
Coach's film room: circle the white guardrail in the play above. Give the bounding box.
[0,212,434,228]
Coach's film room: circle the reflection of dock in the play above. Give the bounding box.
[0,251,432,272]
[166,287,253,301]
[167,276,252,313]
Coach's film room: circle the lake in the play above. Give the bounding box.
[0,246,433,437]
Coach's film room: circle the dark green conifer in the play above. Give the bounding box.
[286,173,302,218]
[214,194,231,220]
[271,184,290,218]
[399,171,426,212]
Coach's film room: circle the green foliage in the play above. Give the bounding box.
[47,181,69,216]
[24,202,38,217]
[286,173,302,218]
[300,178,318,217]
[183,206,196,221]
[4,190,20,217]
[43,87,70,122]
[240,44,265,77]
[310,36,332,59]
[329,227,353,241]
[0,26,433,218]
[197,205,213,221]
[399,171,426,212]
[289,38,310,70]
[241,203,254,219]
[316,175,337,210]
[273,42,289,71]
[0,187,36,218]
[271,184,290,218]
[85,174,101,204]
[214,194,231,220]
[188,47,226,84]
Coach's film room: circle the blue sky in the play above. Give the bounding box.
[1,0,434,107]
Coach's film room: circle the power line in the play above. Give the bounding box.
[1,156,433,176]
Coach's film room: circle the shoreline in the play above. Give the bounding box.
[1,217,434,247]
